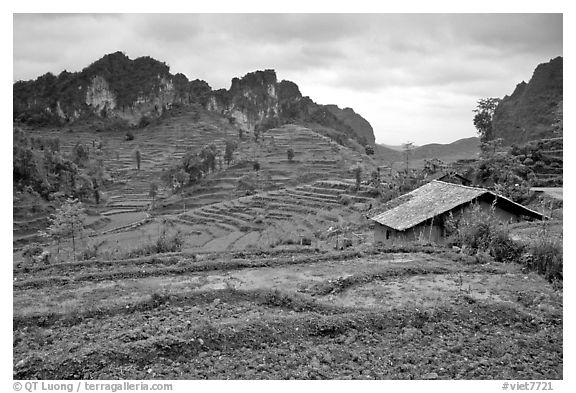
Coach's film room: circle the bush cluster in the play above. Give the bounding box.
[237,174,258,195]
[14,128,107,202]
[125,230,183,258]
[523,235,563,283]
[80,240,105,261]
[338,195,352,206]
[447,203,562,283]
[22,243,44,262]
[446,203,524,263]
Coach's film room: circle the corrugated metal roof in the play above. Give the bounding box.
[371,180,543,231]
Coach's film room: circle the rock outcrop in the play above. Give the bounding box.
[13,52,208,126]
[492,56,563,145]
[207,70,374,145]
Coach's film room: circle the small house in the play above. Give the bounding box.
[425,171,472,186]
[371,180,544,245]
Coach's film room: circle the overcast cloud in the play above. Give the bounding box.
[13,13,562,145]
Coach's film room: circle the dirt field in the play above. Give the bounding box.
[13,248,562,379]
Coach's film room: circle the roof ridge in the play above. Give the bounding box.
[431,179,488,192]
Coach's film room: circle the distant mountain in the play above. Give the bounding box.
[380,144,415,152]
[374,144,403,161]
[492,56,563,145]
[13,52,375,146]
[412,137,480,161]
[375,137,480,163]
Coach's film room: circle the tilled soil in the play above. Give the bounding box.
[13,250,563,380]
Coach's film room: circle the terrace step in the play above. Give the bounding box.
[101,208,140,216]
[183,209,251,231]
[293,187,341,202]
[283,189,342,205]
[179,212,240,232]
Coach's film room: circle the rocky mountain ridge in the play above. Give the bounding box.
[13,52,375,146]
[492,56,563,145]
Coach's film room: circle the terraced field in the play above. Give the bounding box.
[171,181,373,253]
[13,247,562,379]
[525,137,563,187]
[156,123,377,213]
[16,179,374,262]
[15,107,377,247]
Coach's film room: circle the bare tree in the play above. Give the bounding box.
[134,148,141,170]
[352,165,362,190]
[287,148,295,162]
[402,141,415,172]
[149,182,158,209]
[224,140,238,166]
[45,198,86,261]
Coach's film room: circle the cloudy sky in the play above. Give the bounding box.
[13,13,562,145]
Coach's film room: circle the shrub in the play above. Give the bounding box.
[451,217,493,253]
[473,251,492,265]
[81,245,98,260]
[125,230,183,257]
[489,230,525,262]
[22,243,43,263]
[446,203,521,262]
[154,230,184,253]
[526,237,562,282]
[237,174,257,194]
[137,116,150,129]
[340,238,353,249]
[81,240,105,260]
[338,195,352,206]
[125,131,135,141]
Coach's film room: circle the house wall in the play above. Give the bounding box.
[449,201,520,224]
[479,200,521,223]
[374,222,443,245]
